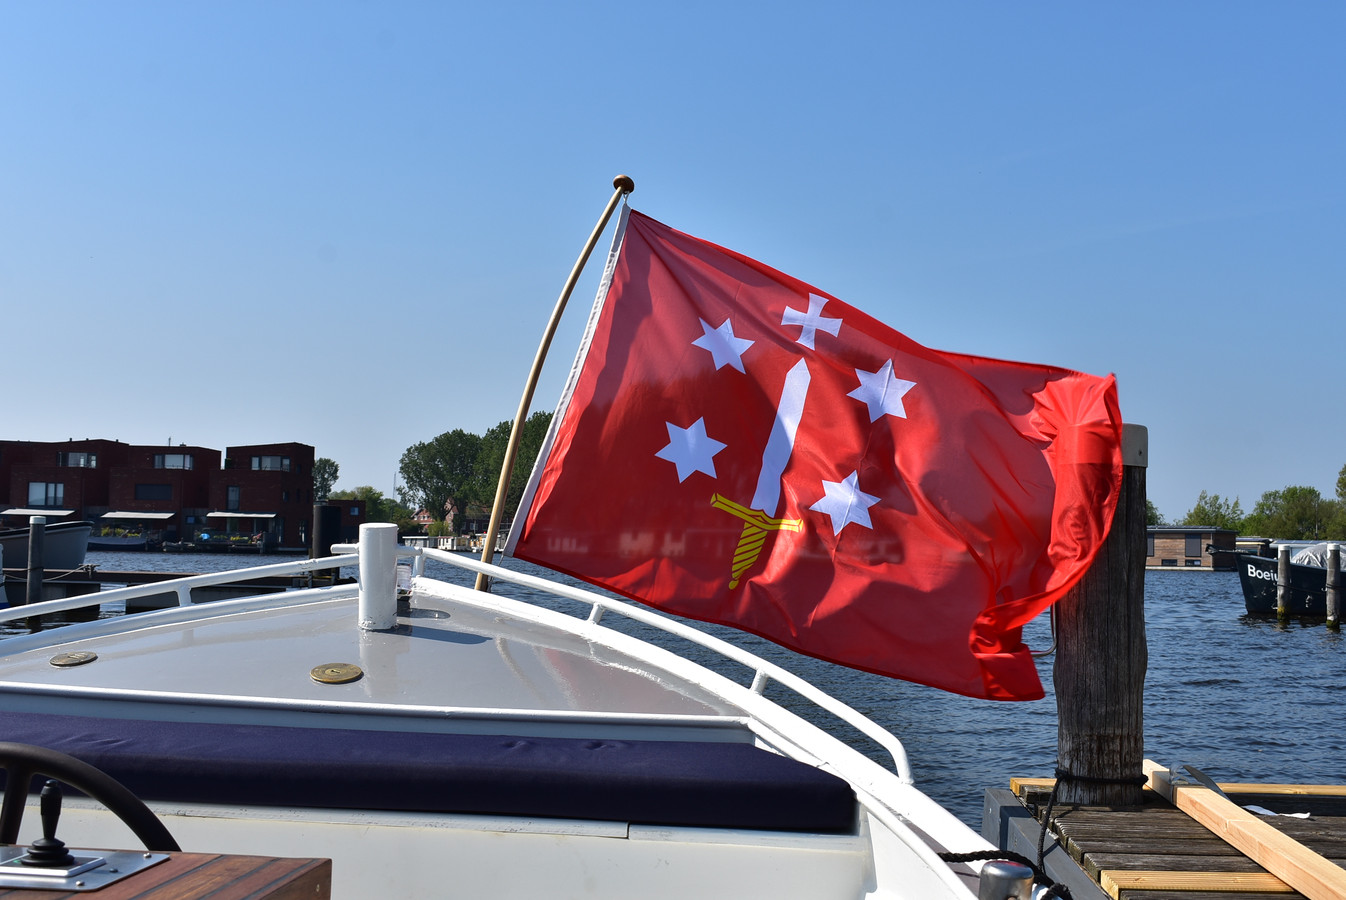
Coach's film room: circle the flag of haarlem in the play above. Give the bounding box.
[508,209,1123,701]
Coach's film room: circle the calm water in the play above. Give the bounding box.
[66,552,1346,826]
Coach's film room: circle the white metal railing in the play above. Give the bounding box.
[415,546,913,780]
[0,553,359,625]
[1,527,911,779]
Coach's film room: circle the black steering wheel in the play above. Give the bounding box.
[0,742,179,852]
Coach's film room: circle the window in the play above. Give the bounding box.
[58,452,97,468]
[154,454,194,470]
[227,487,241,511]
[350,507,359,517]
[27,482,64,507]
[135,484,173,501]
[1185,534,1202,558]
[251,456,291,472]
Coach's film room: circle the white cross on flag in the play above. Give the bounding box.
[508,209,1123,700]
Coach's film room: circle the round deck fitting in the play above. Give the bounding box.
[310,662,363,684]
[49,652,97,668]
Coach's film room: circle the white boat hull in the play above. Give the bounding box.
[46,801,944,900]
[0,520,92,570]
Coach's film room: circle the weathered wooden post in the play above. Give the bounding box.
[1276,543,1292,621]
[1053,424,1147,806]
[1326,543,1341,630]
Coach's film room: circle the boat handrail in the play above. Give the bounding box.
[0,539,910,779]
[407,545,913,780]
[0,554,360,625]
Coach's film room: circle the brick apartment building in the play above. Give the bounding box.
[0,439,329,549]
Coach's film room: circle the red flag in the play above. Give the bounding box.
[509,209,1123,701]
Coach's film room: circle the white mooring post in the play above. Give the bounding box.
[1327,543,1341,630]
[358,523,399,631]
[24,516,47,633]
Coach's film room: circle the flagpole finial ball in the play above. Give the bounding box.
[613,174,635,194]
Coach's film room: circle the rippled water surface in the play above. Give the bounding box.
[73,553,1346,826]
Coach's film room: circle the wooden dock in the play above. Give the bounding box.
[986,766,1346,899]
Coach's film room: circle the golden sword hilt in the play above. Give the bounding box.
[710,494,802,588]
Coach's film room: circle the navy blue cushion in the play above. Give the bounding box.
[0,712,856,833]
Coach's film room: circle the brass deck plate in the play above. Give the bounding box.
[310,662,363,684]
[49,651,98,668]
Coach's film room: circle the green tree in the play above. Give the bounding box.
[312,457,339,500]
[1145,500,1165,527]
[1322,464,1346,539]
[472,411,553,521]
[1178,491,1243,531]
[1240,486,1332,540]
[1327,504,1346,541]
[329,486,413,526]
[398,429,483,531]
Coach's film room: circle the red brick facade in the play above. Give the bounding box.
[0,439,331,549]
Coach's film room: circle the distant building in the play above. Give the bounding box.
[1146,526,1238,570]
[0,439,341,549]
[330,499,367,543]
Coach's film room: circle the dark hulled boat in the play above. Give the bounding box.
[1237,543,1341,616]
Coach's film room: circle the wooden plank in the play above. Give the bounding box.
[1100,870,1297,897]
[1225,786,1346,798]
[1015,777,1346,799]
[205,857,331,900]
[1083,852,1273,880]
[1122,894,1305,900]
[1055,826,1241,868]
[1145,760,1346,900]
[1012,776,1058,793]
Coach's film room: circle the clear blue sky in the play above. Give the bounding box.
[2,2,1341,523]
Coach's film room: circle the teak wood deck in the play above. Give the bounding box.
[0,853,331,900]
[1008,774,1346,900]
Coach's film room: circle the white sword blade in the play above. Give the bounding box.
[750,358,811,516]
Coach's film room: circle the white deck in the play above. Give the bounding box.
[0,583,742,732]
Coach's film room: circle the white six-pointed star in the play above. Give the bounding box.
[848,359,917,422]
[692,317,754,372]
[655,418,728,482]
[811,471,880,535]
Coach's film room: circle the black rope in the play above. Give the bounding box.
[943,767,1147,898]
[937,848,1074,899]
[1053,767,1148,787]
[1033,767,1148,892]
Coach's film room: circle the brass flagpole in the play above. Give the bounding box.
[474,174,635,591]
